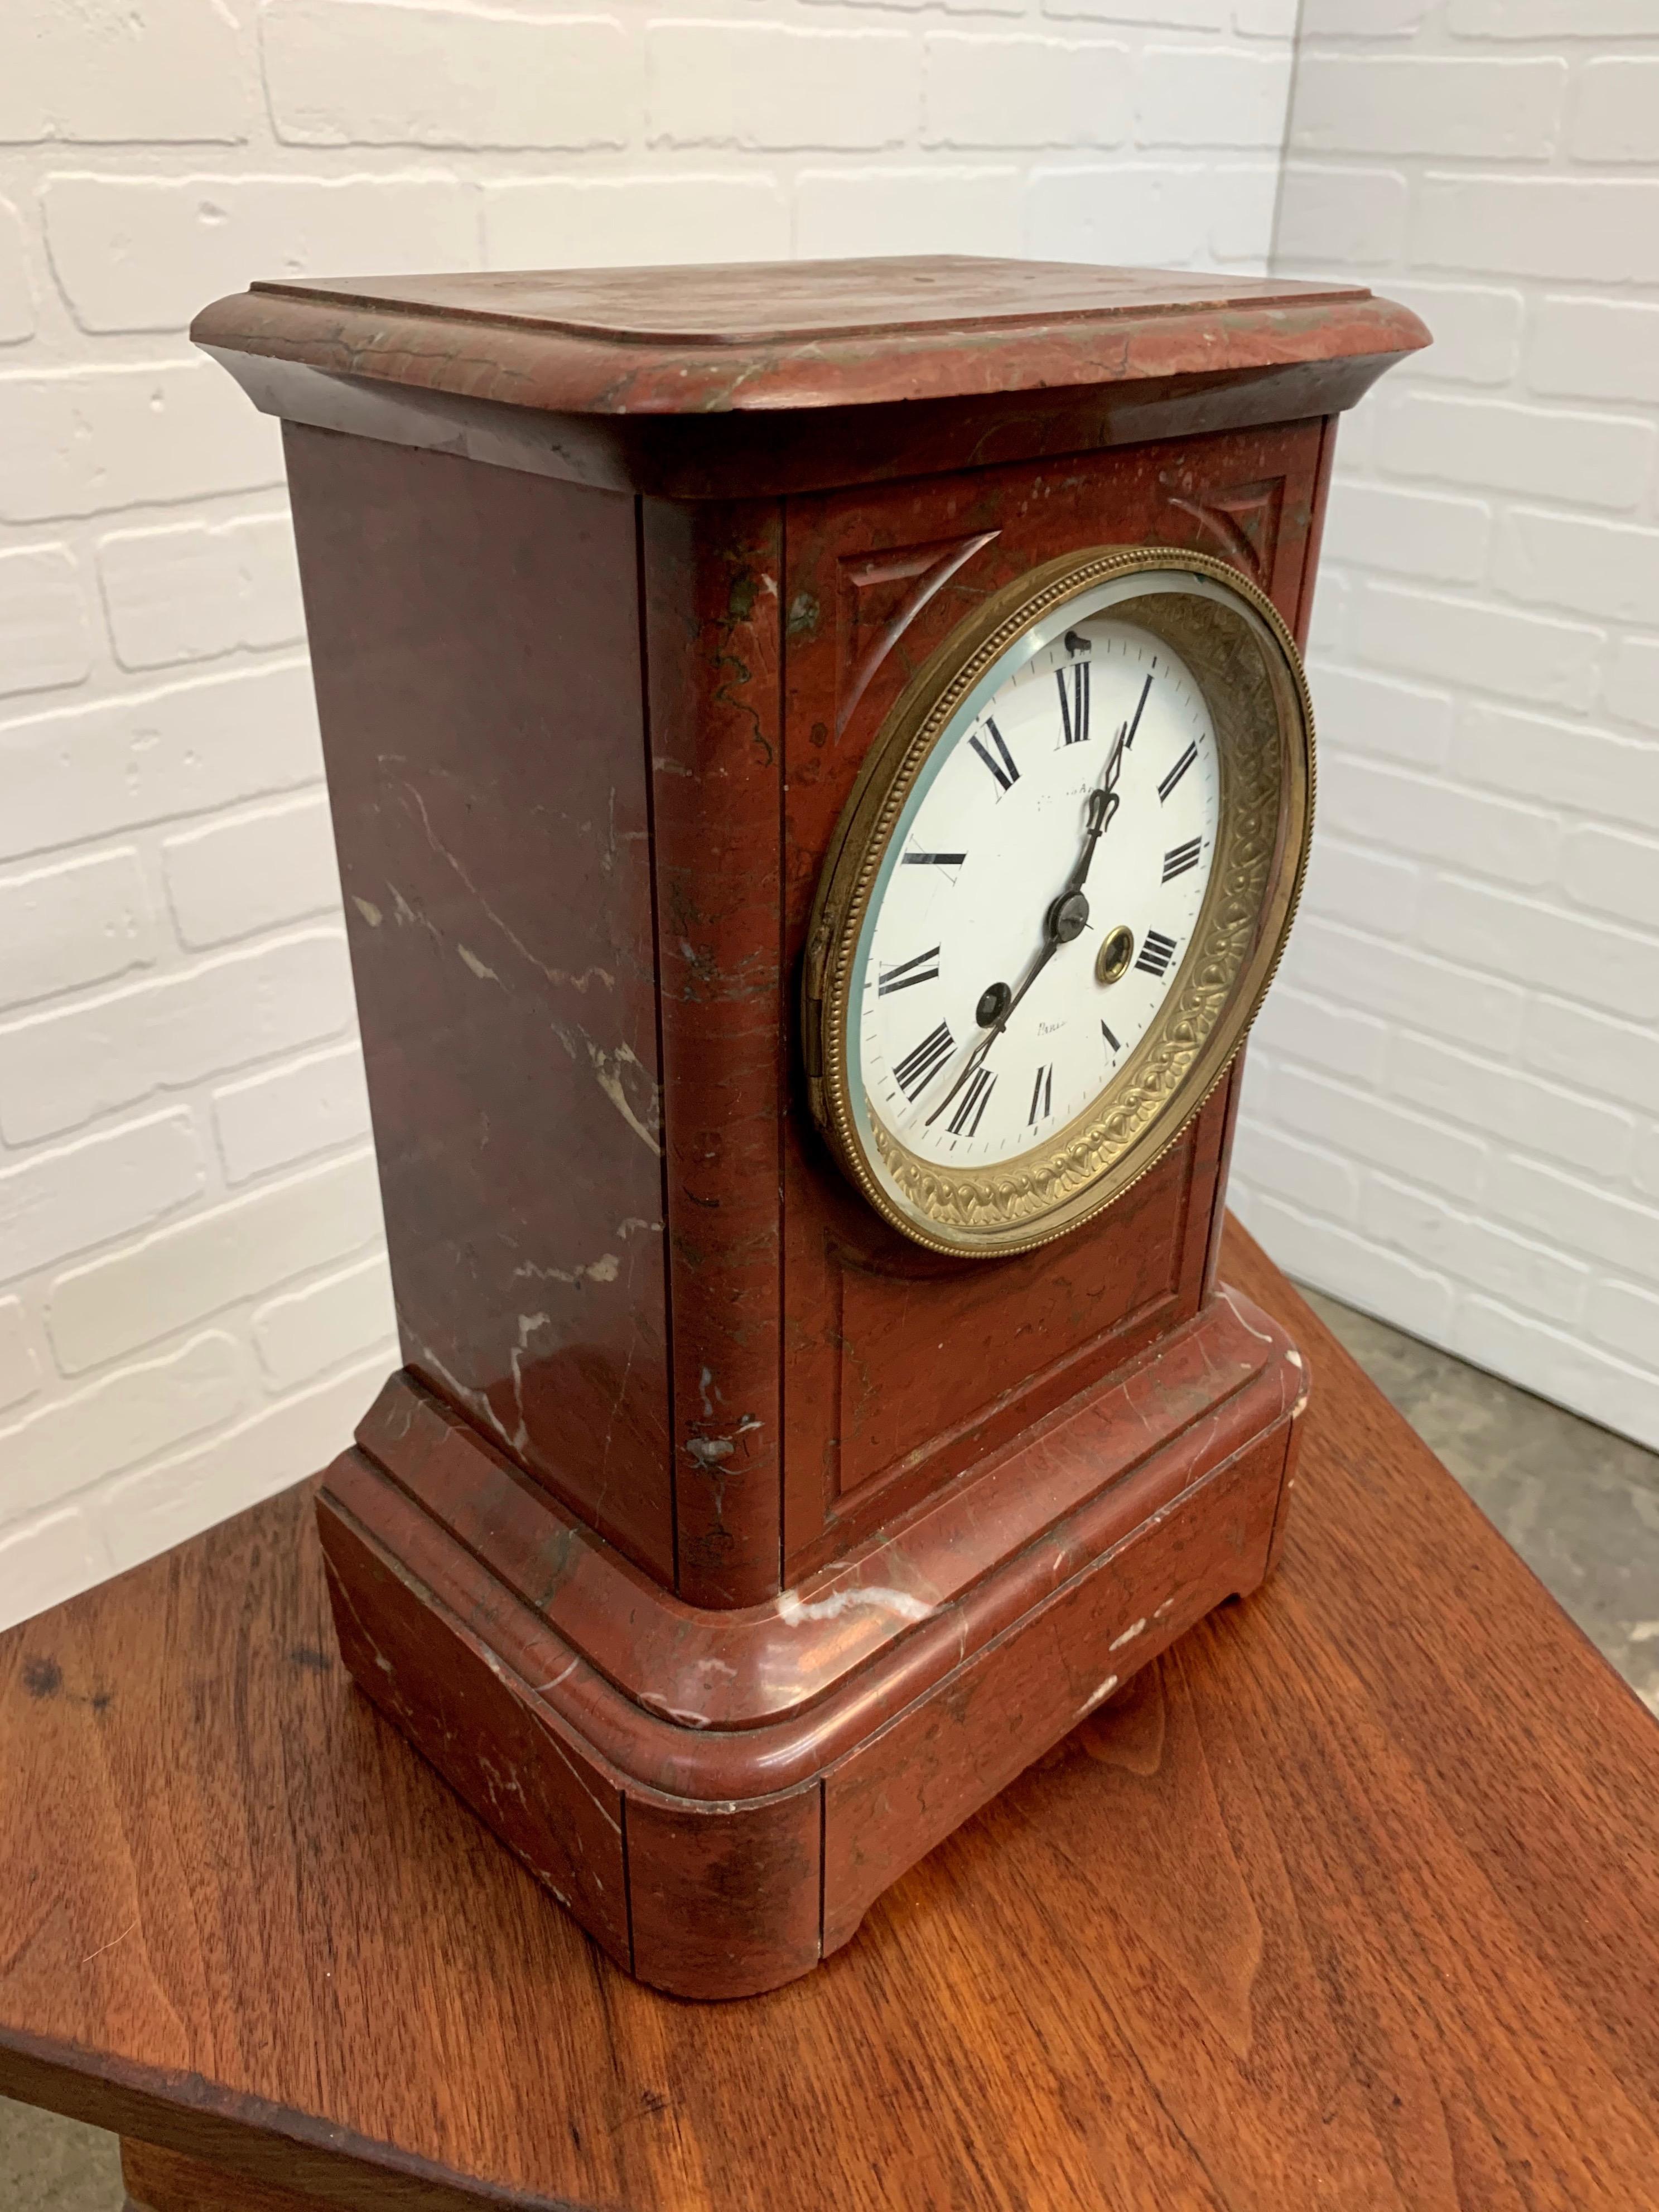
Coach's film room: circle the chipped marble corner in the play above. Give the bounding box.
[775,1583,935,1628]
[1285,1342,1312,1423]
[1081,1672,1120,1715]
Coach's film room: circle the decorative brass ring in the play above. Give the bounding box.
[803,545,1316,1258]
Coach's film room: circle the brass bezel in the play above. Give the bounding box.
[803,546,1315,1258]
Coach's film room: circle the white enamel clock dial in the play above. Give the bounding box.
[807,550,1313,1257]
[857,618,1219,1170]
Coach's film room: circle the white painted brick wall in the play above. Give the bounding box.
[926,36,1132,149]
[0,931,356,1142]
[264,5,642,149]
[0,850,156,1007]
[2,0,252,146]
[42,173,481,332]
[99,512,306,671]
[211,1046,374,1187]
[253,1257,399,1390]
[45,1148,385,1372]
[163,794,342,946]
[0,546,93,695]
[0,2,1297,1629]
[0,363,283,522]
[1233,2,1659,1453]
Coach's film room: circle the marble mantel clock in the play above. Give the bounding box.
[195,257,1425,1998]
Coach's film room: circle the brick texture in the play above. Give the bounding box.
[0,0,250,146]
[98,512,305,669]
[0,543,93,697]
[0,849,156,1008]
[262,3,640,150]
[0,362,282,524]
[0,1301,42,1414]
[44,173,479,335]
[925,36,1132,149]
[0,202,35,345]
[1234,0,1659,1455]
[0,0,1296,1629]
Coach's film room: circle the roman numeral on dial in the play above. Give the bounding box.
[1158,741,1197,803]
[1028,1063,1054,1126]
[947,1067,996,1137]
[1056,661,1091,746]
[1101,1020,1121,1055]
[970,717,1020,793]
[878,945,941,996]
[1136,929,1179,978]
[894,1021,955,1101]
[1163,837,1203,881]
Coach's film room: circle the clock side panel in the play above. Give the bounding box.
[282,427,676,1585]
[641,497,788,1609]
[779,421,1328,1577]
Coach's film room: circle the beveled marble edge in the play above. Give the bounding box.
[344,1287,1304,1748]
[199,337,1413,501]
[192,286,1429,427]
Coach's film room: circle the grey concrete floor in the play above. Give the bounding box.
[4,1293,1657,2208]
[1302,1286,1659,1721]
[0,2097,122,2209]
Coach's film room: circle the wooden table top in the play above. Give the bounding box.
[3,1223,1658,2212]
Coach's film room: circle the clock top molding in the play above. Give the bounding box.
[194,253,1429,499]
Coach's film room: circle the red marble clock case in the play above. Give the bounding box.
[194,262,1426,1998]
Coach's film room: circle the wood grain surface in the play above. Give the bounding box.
[4,1222,1658,2212]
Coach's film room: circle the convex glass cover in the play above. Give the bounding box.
[804,548,1315,1255]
